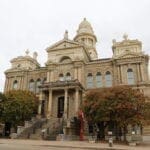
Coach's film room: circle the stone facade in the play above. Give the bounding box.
[4,18,150,121]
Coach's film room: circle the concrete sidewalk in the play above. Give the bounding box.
[0,139,150,150]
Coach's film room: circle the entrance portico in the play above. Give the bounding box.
[38,79,84,120]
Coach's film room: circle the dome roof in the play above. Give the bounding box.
[77,18,94,35]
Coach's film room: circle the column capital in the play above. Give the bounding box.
[75,87,79,91]
[64,87,68,91]
[49,88,52,92]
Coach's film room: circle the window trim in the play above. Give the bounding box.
[87,73,94,88]
[65,72,71,81]
[127,68,135,85]
[29,79,35,92]
[13,80,18,89]
[96,72,102,88]
[105,71,112,87]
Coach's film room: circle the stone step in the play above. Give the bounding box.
[17,117,63,140]
[143,132,150,135]
[143,126,150,135]
[30,118,62,140]
[45,135,57,140]
[29,133,42,140]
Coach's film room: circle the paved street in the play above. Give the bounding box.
[0,139,150,150]
[0,144,85,150]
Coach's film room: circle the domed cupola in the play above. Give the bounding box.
[77,18,94,35]
[74,18,98,60]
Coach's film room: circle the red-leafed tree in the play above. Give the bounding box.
[83,85,150,141]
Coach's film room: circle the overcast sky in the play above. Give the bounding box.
[0,0,150,92]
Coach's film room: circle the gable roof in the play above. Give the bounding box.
[46,39,83,52]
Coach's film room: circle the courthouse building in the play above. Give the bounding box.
[4,18,150,121]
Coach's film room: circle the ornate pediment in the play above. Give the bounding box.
[114,52,143,59]
[46,39,82,52]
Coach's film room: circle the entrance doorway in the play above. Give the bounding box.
[57,96,64,118]
[41,100,45,117]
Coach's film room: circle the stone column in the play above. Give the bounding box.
[142,62,146,81]
[18,77,21,89]
[78,67,82,83]
[47,71,50,82]
[139,63,144,82]
[136,63,141,82]
[4,78,8,92]
[74,67,78,79]
[50,70,54,81]
[19,77,22,90]
[7,78,10,91]
[10,77,14,90]
[64,88,68,119]
[75,88,79,115]
[117,66,120,84]
[47,89,53,118]
[120,65,123,83]
[38,91,43,115]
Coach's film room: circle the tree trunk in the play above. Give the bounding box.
[115,122,119,141]
[123,126,127,142]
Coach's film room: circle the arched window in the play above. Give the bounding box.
[96,72,102,87]
[87,73,93,88]
[59,73,64,81]
[36,79,41,93]
[65,72,71,81]
[60,56,72,63]
[105,71,112,87]
[13,80,18,89]
[127,68,134,85]
[29,79,35,92]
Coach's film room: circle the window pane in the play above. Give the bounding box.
[66,73,71,81]
[59,74,64,81]
[87,74,93,88]
[105,72,112,87]
[96,73,102,87]
[13,80,18,89]
[29,80,35,92]
[127,69,134,85]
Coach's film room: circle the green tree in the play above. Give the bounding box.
[1,90,38,130]
[0,92,7,122]
[83,86,149,141]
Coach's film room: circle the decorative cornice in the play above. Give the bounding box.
[39,79,84,90]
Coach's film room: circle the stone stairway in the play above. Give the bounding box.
[17,118,47,139]
[17,116,84,140]
[143,125,150,142]
[17,117,63,140]
[143,125,150,135]
[29,117,63,140]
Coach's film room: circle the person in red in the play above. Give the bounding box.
[78,109,84,141]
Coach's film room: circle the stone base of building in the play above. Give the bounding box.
[56,134,80,141]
